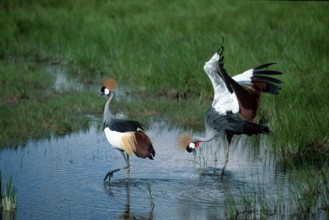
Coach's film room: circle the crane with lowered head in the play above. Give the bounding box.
[178,41,283,176]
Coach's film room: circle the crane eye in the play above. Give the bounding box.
[101,87,110,95]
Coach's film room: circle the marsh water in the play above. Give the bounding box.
[0,119,299,219]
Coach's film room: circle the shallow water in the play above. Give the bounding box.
[1,121,293,219]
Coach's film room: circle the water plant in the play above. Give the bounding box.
[288,165,329,216]
[224,177,288,219]
[0,171,17,212]
[222,164,329,219]
[147,182,155,214]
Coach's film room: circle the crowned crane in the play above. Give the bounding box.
[100,79,155,182]
[178,41,283,176]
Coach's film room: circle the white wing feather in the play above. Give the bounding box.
[232,69,254,85]
[203,53,239,115]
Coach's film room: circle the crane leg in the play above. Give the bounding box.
[124,154,130,180]
[221,142,229,178]
[103,151,130,182]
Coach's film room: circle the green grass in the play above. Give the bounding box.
[0,61,104,146]
[0,1,328,165]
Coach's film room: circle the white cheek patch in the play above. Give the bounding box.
[104,88,110,95]
[189,143,196,149]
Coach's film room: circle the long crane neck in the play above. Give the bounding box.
[103,93,114,125]
[192,130,219,143]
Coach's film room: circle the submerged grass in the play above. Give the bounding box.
[224,165,329,219]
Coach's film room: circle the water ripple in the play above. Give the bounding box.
[0,123,290,219]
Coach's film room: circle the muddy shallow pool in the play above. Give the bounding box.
[1,121,293,219]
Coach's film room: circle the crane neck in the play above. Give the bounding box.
[103,92,114,125]
[192,130,219,143]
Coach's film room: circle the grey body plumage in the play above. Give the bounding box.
[204,107,269,143]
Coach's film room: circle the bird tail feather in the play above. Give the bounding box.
[242,121,269,135]
[133,131,155,159]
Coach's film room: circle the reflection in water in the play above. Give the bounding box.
[1,211,16,220]
[1,122,324,219]
[46,66,84,92]
[103,181,153,220]
[0,123,278,219]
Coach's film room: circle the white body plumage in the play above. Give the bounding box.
[104,127,136,155]
[104,127,122,149]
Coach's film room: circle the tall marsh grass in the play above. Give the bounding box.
[224,165,329,219]
[0,170,17,212]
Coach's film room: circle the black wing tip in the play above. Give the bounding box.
[268,86,281,95]
[254,70,284,76]
[216,37,225,55]
[252,75,283,84]
[260,81,282,95]
[254,63,277,70]
[217,46,224,56]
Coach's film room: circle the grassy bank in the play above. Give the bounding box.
[1,1,328,165]
[0,61,103,146]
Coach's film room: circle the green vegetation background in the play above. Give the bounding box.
[0,1,328,165]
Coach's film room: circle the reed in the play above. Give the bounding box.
[223,165,329,218]
[0,171,17,212]
[147,182,155,214]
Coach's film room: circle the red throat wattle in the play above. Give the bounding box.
[195,142,199,148]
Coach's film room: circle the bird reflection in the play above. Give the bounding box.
[104,181,154,220]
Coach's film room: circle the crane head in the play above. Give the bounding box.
[99,78,117,97]
[186,141,199,153]
[100,86,111,96]
[177,133,199,153]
